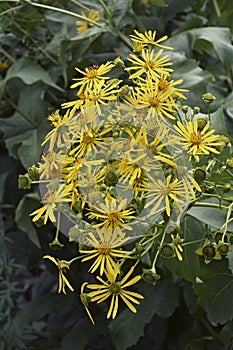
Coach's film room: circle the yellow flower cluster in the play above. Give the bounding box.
[26,30,224,322]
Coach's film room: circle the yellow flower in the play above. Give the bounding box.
[62,79,120,114]
[141,173,188,216]
[75,10,100,34]
[80,228,132,275]
[125,77,177,120]
[43,255,74,294]
[41,109,75,149]
[130,30,173,50]
[157,76,188,102]
[87,197,135,231]
[39,150,65,180]
[118,145,160,186]
[174,120,222,162]
[70,61,115,92]
[125,48,173,80]
[87,266,144,319]
[69,122,112,158]
[30,184,72,224]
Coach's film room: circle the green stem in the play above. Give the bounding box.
[97,0,112,18]
[221,202,233,241]
[128,7,146,32]
[23,0,104,27]
[193,201,228,210]
[4,96,38,128]
[212,0,221,18]
[151,228,167,270]
[0,46,15,63]
[182,238,205,246]
[0,4,23,16]
[195,309,222,342]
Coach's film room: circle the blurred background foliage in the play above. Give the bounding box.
[1,0,233,349]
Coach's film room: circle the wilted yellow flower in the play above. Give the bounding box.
[87,266,144,319]
[43,255,74,294]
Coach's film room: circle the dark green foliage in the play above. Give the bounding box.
[1,0,233,348]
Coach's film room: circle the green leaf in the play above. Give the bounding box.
[150,0,168,7]
[15,193,41,248]
[168,27,233,71]
[211,105,229,136]
[193,260,233,324]
[0,58,63,94]
[164,216,203,282]
[70,26,110,41]
[17,123,48,169]
[188,200,233,231]
[109,278,179,350]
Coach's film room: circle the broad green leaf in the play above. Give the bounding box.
[193,260,233,324]
[164,216,203,282]
[167,50,212,107]
[62,317,108,350]
[17,124,48,169]
[109,278,179,350]
[15,193,41,248]
[168,27,233,71]
[109,0,134,26]
[188,200,233,231]
[0,58,63,93]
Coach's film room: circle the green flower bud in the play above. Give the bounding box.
[49,239,64,250]
[18,174,32,189]
[182,105,189,113]
[28,166,39,180]
[193,106,200,115]
[202,243,216,261]
[223,183,232,192]
[196,118,208,131]
[105,171,118,186]
[160,244,174,259]
[194,168,206,184]
[218,243,229,255]
[214,231,223,243]
[114,57,125,68]
[226,157,233,168]
[141,268,161,285]
[202,93,216,104]
[135,243,144,257]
